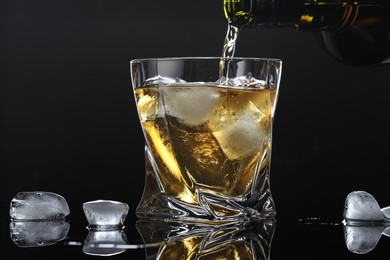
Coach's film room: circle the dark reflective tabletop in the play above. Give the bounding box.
[2,212,390,259]
[1,1,389,259]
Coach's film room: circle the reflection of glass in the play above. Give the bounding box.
[130,57,282,222]
[136,219,275,260]
[9,221,70,247]
[82,229,129,256]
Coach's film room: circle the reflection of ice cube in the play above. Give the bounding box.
[9,221,70,247]
[344,225,384,254]
[162,86,220,126]
[83,200,129,229]
[9,191,70,220]
[213,102,266,160]
[382,226,390,237]
[83,230,129,256]
[343,191,384,222]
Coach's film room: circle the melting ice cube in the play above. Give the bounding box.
[381,206,390,219]
[343,191,390,254]
[10,221,70,247]
[343,191,384,222]
[139,76,177,88]
[83,200,129,229]
[9,191,70,220]
[162,86,220,126]
[231,75,267,89]
[213,102,267,160]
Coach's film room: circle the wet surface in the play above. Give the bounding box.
[2,214,390,259]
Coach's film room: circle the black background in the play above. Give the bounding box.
[1,0,389,259]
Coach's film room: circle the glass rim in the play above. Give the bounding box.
[130,56,282,63]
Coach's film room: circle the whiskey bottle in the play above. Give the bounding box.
[224,0,390,66]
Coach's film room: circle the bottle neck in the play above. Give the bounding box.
[224,0,388,32]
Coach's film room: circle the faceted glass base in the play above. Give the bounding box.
[136,147,276,223]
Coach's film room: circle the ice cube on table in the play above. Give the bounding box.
[381,206,390,219]
[83,200,129,230]
[9,221,70,247]
[9,191,70,220]
[343,191,384,222]
[342,191,390,254]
